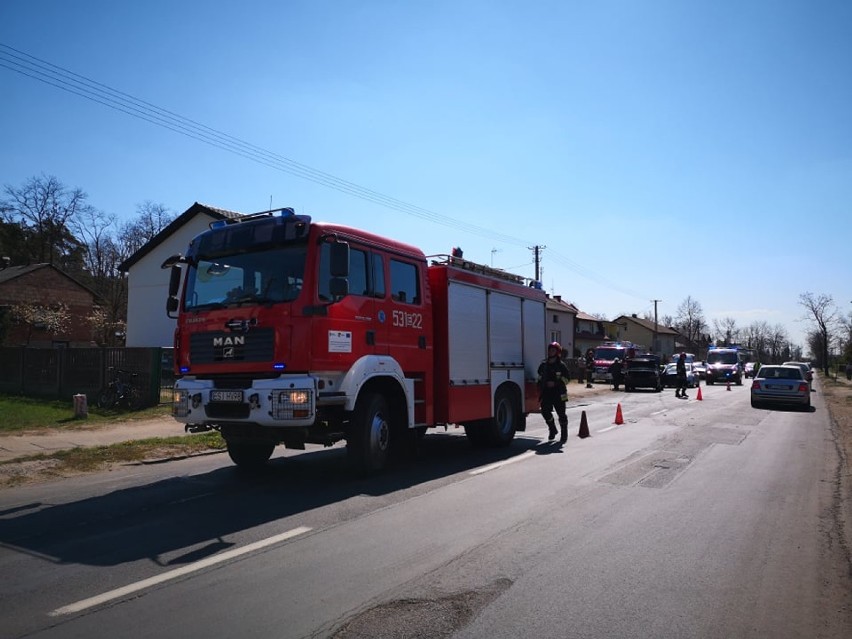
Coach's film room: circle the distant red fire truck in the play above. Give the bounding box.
[163,208,547,473]
[592,341,642,382]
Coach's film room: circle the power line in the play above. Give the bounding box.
[0,42,650,302]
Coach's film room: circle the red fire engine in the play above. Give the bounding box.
[162,208,547,473]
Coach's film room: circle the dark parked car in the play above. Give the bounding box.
[751,365,811,410]
[624,356,663,392]
[782,361,813,384]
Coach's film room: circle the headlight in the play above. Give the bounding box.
[173,389,190,418]
[271,389,313,420]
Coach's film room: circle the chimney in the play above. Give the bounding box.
[554,295,561,302]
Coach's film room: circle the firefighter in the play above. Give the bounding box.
[675,352,688,398]
[584,348,595,388]
[538,342,571,443]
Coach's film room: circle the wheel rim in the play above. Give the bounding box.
[495,396,514,437]
[369,409,390,455]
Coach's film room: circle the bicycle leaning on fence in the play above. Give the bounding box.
[96,367,143,410]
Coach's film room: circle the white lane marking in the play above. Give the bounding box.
[50,526,312,616]
[596,425,618,433]
[470,450,536,475]
[650,410,667,416]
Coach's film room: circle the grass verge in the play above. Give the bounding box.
[0,431,226,488]
[0,393,172,434]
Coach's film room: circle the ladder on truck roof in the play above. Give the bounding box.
[428,254,536,287]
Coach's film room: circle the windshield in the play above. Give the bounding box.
[707,351,738,365]
[184,245,307,310]
[627,359,657,370]
[594,347,624,360]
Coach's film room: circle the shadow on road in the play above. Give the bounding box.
[0,432,544,568]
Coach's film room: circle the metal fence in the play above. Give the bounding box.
[0,347,174,408]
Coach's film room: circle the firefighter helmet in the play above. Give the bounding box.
[548,341,563,356]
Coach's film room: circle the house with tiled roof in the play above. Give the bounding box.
[610,314,679,361]
[118,202,243,347]
[0,263,98,346]
[574,310,607,358]
[545,294,577,358]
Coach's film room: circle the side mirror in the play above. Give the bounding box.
[166,265,182,318]
[329,276,349,300]
[166,296,179,317]
[330,241,350,277]
[168,265,182,297]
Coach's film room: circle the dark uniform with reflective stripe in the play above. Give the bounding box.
[538,354,571,443]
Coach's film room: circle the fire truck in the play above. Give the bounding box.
[591,341,642,382]
[162,208,547,473]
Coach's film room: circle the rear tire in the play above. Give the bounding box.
[487,388,518,447]
[226,440,275,469]
[97,388,117,409]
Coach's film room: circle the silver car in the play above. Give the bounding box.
[751,365,811,410]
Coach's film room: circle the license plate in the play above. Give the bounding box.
[767,384,786,390]
[211,390,243,402]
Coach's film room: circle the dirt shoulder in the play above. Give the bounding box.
[819,373,852,578]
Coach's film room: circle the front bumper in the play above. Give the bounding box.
[173,376,316,427]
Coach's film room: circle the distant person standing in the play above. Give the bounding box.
[538,342,571,444]
[675,352,688,398]
[585,348,595,388]
[609,358,623,391]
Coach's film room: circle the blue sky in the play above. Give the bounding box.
[2,0,850,349]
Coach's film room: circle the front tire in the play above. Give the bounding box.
[226,440,274,469]
[347,393,392,473]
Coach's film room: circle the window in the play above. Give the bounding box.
[389,258,419,304]
[318,245,389,300]
[371,253,386,298]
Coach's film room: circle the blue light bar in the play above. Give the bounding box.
[273,363,286,370]
[180,366,190,373]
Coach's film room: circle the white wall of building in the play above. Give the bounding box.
[125,215,217,347]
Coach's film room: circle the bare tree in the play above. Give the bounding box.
[766,323,790,363]
[674,296,706,345]
[117,201,175,262]
[1,175,89,270]
[712,317,740,345]
[798,292,838,374]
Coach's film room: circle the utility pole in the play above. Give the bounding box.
[529,245,545,282]
[652,299,661,355]
[490,248,501,267]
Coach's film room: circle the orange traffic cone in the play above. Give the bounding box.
[614,403,624,425]
[726,380,731,391]
[696,386,703,401]
[578,411,590,438]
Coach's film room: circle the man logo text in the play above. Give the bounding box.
[213,336,246,347]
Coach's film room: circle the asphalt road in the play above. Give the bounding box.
[1,382,850,638]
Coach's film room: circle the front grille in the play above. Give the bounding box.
[190,328,275,364]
